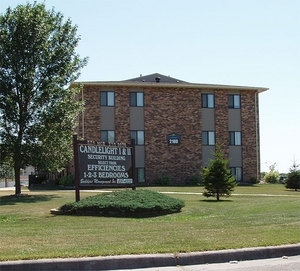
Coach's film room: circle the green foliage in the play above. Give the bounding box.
[285,162,300,191]
[156,174,171,186]
[59,189,185,217]
[250,176,258,184]
[188,174,202,185]
[0,163,14,179]
[264,163,280,183]
[0,3,87,194]
[55,174,75,186]
[201,145,236,201]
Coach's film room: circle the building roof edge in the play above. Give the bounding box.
[73,81,268,93]
[72,73,268,93]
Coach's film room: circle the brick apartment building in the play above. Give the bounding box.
[74,73,267,185]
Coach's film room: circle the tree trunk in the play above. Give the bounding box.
[14,165,21,195]
[14,146,22,195]
[217,192,220,201]
[14,126,23,195]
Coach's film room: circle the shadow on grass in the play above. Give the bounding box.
[57,210,182,218]
[0,194,59,206]
[201,199,233,203]
[28,185,74,191]
[285,189,300,193]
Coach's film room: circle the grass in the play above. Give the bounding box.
[0,184,299,261]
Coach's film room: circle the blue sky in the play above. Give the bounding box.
[1,0,300,173]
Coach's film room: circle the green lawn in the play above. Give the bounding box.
[0,184,299,261]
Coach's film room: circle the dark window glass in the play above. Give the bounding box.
[228,94,240,109]
[229,131,241,145]
[137,168,145,183]
[130,130,144,145]
[100,91,114,106]
[202,131,215,145]
[231,167,242,181]
[130,92,144,107]
[202,94,214,108]
[101,130,115,143]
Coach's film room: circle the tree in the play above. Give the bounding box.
[263,163,280,183]
[0,3,87,195]
[285,161,300,191]
[201,145,236,201]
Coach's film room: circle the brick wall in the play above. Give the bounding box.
[82,86,100,141]
[215,90,229,157]
[144,87,202,184]
[241,90,260,182]
[79,84,261,184]
[115,87,131,143]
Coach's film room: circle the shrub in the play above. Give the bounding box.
[285,162,300,191]
[264,163,280,183]
[156,174,171,186]
[55,174,74,186]
[188,175,202,186]
[250,176,258,184]
[59,189,185,217]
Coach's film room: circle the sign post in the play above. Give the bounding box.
[73,135,135,201]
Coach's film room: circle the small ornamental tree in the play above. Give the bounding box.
[285,161,300,191]
[201,145,236,201]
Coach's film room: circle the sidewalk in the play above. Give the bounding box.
[0,243,299,271]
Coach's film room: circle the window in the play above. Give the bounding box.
[100,130,115,143]
[231,167,242,182]
[228,94,240,109]
[202,131,215,145]
[100,91,114,106]
[202,94,214,108]
[130,92,144,107]
[130,130,144,145]
[136,168,145,183]
[229,131,241,145]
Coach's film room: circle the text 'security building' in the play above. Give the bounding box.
[75,73,268,185]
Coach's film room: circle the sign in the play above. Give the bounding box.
[167,133,181,145]
[78,143,133,186]
[73,135,135,201]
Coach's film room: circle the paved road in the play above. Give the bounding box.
[119,255,300,271]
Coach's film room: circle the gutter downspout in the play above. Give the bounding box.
[255,91,260,181]
[82,88,85,139]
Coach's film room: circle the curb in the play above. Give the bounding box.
[0,243,299,271]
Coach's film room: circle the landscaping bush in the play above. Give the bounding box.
[263,163,280,183]
[156,175,171,186]
[55,174,74,186]
[188,175,202,185]
[59,189,185,217]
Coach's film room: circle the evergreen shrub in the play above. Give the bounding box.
[59,189,185,217]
